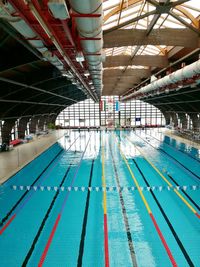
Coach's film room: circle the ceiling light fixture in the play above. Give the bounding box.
[75,51,85,62]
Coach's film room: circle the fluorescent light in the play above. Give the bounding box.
[76,52,85,62]
[61,70,73,78]
[72,80,77,85]
[84,71,90,77]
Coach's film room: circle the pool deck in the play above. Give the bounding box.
[0,130,65,185]
[164,129,200,150]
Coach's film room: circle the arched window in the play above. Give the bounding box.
[56,97,165,128]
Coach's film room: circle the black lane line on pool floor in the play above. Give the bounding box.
[134,132,200,181]
[109,142,138,267]
[0,147,64,228]
[146,132,200,164]
[132,158,195,267]
[22,164,72,266]
[77,159,94,267]
[167,174,200,211]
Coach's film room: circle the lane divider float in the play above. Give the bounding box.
[134,131,200,181]
[77,159,95,266]
[38,135,91,267]
[0,136,80,235]
[109,139,138,267]
[22,165,72,266]
[132,158,195,267]
[101,142,110,267]
[146,132,200,163]
[124,134,200,220]
[114,133,177,267]
[10,185,200,192]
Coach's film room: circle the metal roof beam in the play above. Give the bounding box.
[0,77,78,103]
[0,19,42,59]
[169,11,200,35]
[153,99,200,105]
[0,99,67,107]
[104,10,156,34]
[170,0,190,8]
[0,113,57,120]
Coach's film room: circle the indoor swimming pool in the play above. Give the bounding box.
[0,129,199,267]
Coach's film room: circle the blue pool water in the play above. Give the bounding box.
[0,129,199,266]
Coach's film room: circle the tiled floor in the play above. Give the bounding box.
[0,130,65,184]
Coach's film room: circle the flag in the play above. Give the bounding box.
[100,100,106,111]
[115,101,120,111]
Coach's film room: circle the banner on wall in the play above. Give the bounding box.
[108,102,113,112]
[135,117,141,122]
[115,101,120,111]
[100,100,106,111]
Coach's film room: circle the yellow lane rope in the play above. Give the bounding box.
[124,133,200,219]
[113,133,177,266]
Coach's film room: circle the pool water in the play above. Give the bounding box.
[0,129,199,267]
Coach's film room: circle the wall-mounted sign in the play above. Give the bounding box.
[135,117,141,122]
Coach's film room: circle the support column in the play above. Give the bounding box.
[45,114,57,130]
[1,119,16,145]
[189,113,200,131]
[48,114,57,125]
[38,116,46,131]
[161,111,170,125]
[177,113,187,129]
[169,112,178,127]
[29,117,39,134]
[18,117,30,139]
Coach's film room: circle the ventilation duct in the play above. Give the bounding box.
[0,1,98,101]
[122,59,200,101]
[69,0,103,99]
[48,0,70,20]
[0,2,65,71]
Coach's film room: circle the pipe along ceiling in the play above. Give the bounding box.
[0,0,200,119]
[0,0,104,109]
[122,59,200,101]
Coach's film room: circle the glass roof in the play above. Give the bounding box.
[103,0,200,61]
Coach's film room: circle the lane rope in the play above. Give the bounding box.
[124,134,200,219]
[109,139,138,267]
[146,131,200,163]
[101,141,110,267]
[22,165,72,266]
[77,159,94,266]
[134,131,200,181]
[132,158,195,266]
[10,184,200,192]
[114,133,177,267]
[0,136,80,235]
[38,135,91,267]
